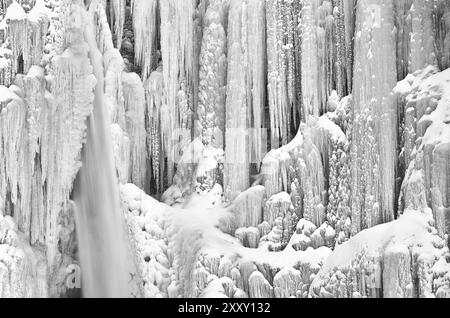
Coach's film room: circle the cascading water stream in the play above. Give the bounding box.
[72,3,129,298]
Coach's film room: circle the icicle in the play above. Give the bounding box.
[145,68,164,193]
[159,0,196,183]
[266,0,300,147]
[131,0,158,80]
[300,0,338,119]
[2,1,28,77]
[224,0,247,201]
[109,0,125,49]
[26,0,50,69]
[122,71,147,189]
[224,0,266,201]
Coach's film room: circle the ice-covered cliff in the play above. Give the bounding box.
[0,0,449,298]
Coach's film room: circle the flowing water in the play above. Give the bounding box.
[72,5,129,298]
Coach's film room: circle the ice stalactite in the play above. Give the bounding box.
[300,0,356,119]
[108,0,125,49]
[160,0,197,184]
[198,0,227,149]
[131,0,158,80]
[26,0,49,67]
[223,0,249,201]
[122,72,147,190]
[350,0,398,234]
[145,69,164,193]
[266,0,299,147]
[224,0,266,201]
[0,0,49,78]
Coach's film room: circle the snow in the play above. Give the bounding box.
[2,1,26,23]
[310,210,448,298]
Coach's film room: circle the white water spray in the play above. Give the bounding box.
[72,3,129,298]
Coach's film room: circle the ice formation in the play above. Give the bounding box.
[0,0,449,299]
[350,0,398,232]
[131,0,158,80]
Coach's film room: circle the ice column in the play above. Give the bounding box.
[160,0,197,183]
[198,0,227,149]
[224,0,266,201]
[350,0,398,234]
[266,0,300,147]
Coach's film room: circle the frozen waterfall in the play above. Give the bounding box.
[72,2,128,298]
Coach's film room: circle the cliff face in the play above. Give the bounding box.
[0,0,449,298]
